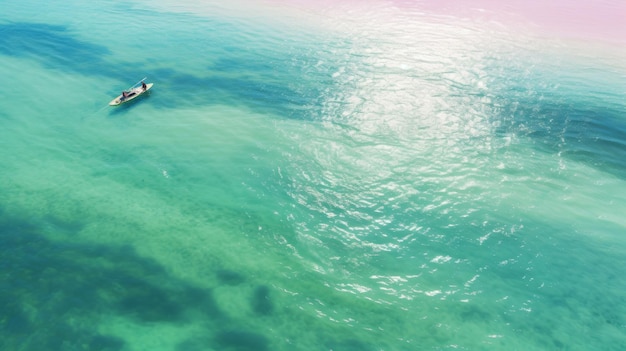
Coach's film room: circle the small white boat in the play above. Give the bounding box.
[109,79,153,106]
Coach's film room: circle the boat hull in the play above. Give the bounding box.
[109,83,153,106]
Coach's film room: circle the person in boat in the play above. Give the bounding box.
[141,82,147,90]
[121,91,128,100]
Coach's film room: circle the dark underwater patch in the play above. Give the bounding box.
[88,334,126,351]
[214,329,269,351]
[251,285,273,316]
[216,269,246,286]
[459,303,492,322]
[175,337,209,351]
[494,94,626,179]
[142,66,325,120]
[0,22,110,72]
[0,21,152,103]
[0,214,223,350]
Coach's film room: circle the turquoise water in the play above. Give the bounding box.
[1,0,626,350]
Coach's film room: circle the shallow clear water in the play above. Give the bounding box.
[1,0,626,350]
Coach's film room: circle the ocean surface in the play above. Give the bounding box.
[1,0,626,350]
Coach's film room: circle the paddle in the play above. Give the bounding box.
[126,77,147,91]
